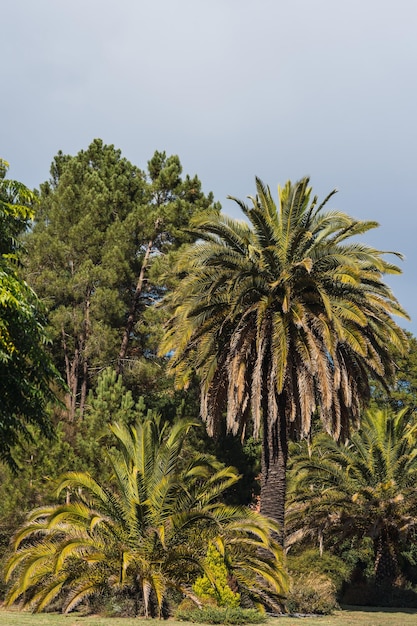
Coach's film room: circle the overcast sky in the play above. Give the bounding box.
[2,1,416,335]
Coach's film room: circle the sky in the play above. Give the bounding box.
[2,0,417,335]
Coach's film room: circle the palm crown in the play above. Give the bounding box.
[161,177,408,531]
[287,408,417,584]
[5,415,287,616]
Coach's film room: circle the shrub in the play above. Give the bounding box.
[175,605,267,624]
[287,548,352,593]
[193,543,241,608]
[285,573,338,615]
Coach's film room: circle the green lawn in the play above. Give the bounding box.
[1,607,417,626]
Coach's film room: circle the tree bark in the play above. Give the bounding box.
[61,324,79,423]
[61,289,91,421]
[116,239,153,375]
[374,531,399,585]
[79,292,91,419]
[260,404,288,546]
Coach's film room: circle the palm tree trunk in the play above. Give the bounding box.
[374,531,399,585]
[142,579,152,618]
[260,404,288,546]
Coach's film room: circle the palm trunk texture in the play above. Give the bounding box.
[374,532,399,585]
[260,409,288,546]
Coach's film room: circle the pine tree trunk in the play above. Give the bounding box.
[79,293,91,419]
[61,326,77,421]
[260,407,288,546]
[69,348,79,422]
[63,262,79,422]
[61,292,91,422]
[116,239,153,374]
[61,341,80,423]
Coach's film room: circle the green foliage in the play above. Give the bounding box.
[161,175,409,532]
[287,549,352,593]
[5,414,287,617]
[74,367,137,476]
[372,330,417,415]
[0,159,61,468]
[330,536,376,582]
[175,605,267,624]
[285,548,350,615]
[0,368,136,600]
[285,573,338,615]
[0,159,34,257]
[0,421,80,599]
[22,140,219,420]
[193,543,241,608]
[287,407,417,585]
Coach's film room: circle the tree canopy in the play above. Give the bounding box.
[0,159,60,469]
[161,176,409,537]
[22,140,219,420]
[2,148,416,613]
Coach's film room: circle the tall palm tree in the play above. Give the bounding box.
[160,177,408,541]
[5,415,287,616]
[286,408,417,584]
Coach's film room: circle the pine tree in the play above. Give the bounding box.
[23,140,219,420]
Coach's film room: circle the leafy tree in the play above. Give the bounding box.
[0,159,60,468]
[5,415,287,616]
[23,140,218,420]
[160,176,408,542]
[287,408,417,584]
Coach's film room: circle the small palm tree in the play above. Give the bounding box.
[287,408,417,584]
[160,177,408,540]
[5,414,287,616]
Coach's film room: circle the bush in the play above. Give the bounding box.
[285,573,338,615]
[97,592,138,617]
[193,543,241,608]
[287,548,352,592]
[175,605,267,624]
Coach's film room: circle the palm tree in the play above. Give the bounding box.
[5,415,287,616]
[286,408,417,584]
[160,177,408,541]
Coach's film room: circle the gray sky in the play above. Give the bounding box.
[3,0,416,335]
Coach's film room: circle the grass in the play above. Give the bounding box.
[1,606,417,626]
[274,606,417,626]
